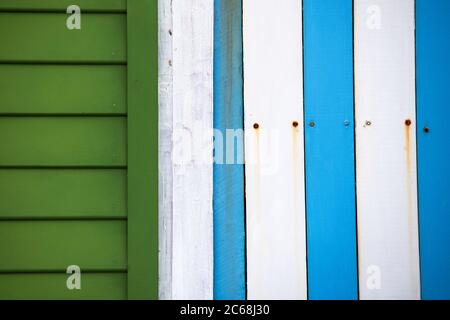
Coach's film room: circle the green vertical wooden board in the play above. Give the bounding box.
[127,0,158,299]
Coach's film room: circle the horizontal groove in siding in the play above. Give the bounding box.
[0,10,127,14]
[0,65,127,115]
[0,0,127,13]
[0,165,127,169]
[0,270,127,274]
[0,61,127,66]
[0,217,128,222]
[0,220,127,272]
[0,114,127,118]
[0,169,127,219]
[0,273,127,300]
[0,116,127,167]
[0,13,126,63]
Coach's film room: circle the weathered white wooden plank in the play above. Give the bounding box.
[158,0,174,300]
[243,0,307,300]
[354,0,420,300]
[159,0,214,300]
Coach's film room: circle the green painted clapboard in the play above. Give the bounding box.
[0,0,157,300]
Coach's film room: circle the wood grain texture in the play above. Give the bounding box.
[171,0,214,300]
[0,65,126,115]
[243,0,307,300]
[0,221,126,272]
[304,0,358,300]
[213,0,246,300]
[0,117,126,167]
[354,0,420,300]
[0,13,126,63]
[158,0,174,301]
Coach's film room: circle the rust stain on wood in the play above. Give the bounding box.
[405,119,415,262]
[254,125,261,223]
[292,122,301,261]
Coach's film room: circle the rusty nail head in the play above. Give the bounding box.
[365,120,372,126]
[309,121,315,127]
[424,127,430,133]
[405,119,412,126]
[253,123,259,129]
[292,121,299,128]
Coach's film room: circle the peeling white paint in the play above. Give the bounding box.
[158,0,174,300]
[159,0,214,300]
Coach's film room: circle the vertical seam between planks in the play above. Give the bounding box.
[351,0,361,300]
[241,0,249,301]
[413,0,424,300]
[301,0,310,300]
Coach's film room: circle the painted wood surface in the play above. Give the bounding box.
[354,0,420,300]
[0,65,126,115]
[0,13,126,63]
[0,0,126,12]
[158,0,174,301]
[0,273,126,300]
[0,169,126,219]
[0,221,126,271]
[0,117,126,166]
[127,0,159,299]
[0,0,157,300]
[304,0,358,300]
[416,0,450,300]
[243,0,307,300]
[170,0,214,300]
[213,0,246,300]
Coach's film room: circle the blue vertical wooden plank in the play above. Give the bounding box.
[417,0,450,300]
[213,0,246,300]
[304,0,358,300]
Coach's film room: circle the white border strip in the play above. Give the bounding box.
[158,0,174,300]
[159,0,214,300]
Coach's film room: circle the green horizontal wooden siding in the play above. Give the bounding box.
[0,65,126,115]
[0,273,127,300]
[0,117,126,167]
[0,13,126,63]
[0,0,157,300]
[0,0,127,12]
[0,221,126,272]
[0,169,126,219]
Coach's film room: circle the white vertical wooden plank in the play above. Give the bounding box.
[160,0,214,300]
[354,0,420,300]
[243,0,307,300]
[158,0,174,300]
